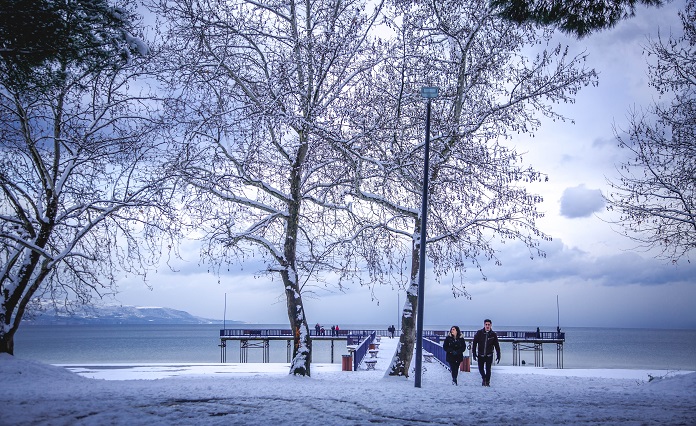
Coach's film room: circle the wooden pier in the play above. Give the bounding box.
[219,328,566,368]
[218,328,378,364]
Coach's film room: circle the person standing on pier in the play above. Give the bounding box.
[444,325,466,385]
[472,319,501,387]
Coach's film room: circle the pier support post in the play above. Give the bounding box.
[557,342,564,369]
[219,340,227,363]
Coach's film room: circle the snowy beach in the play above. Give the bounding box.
[2,336,695,425]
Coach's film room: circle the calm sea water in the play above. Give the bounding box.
[12,324,696,370]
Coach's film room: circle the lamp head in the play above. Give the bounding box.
[420,86,439,99]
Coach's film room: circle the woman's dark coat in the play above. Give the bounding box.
[443,335,466,364]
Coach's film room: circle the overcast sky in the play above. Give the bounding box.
[113,0,695,330]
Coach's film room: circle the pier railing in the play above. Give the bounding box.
[423,338,448,367]
[352,331,376,371]
[422,330,565,342]
[219,328,564,347]
[219,329,390,338]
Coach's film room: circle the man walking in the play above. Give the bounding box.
[472,319,501,387]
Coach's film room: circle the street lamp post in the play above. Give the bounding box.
[415,86,438,388]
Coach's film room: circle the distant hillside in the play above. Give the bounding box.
[24,305,242,325]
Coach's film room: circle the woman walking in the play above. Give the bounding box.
[443,325,466,385]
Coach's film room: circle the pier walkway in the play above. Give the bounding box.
[219,328,566,368]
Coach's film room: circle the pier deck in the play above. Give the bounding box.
[219,329,566,368]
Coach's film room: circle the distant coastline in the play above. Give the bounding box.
[22,305,242,325]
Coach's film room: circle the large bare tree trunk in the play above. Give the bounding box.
[283,270,311,376]
[283,140,312,376]
[386,239,421,377]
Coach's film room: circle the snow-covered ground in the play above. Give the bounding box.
[2,336,695,425]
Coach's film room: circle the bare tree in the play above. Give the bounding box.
[607,0,695,263]
[150,0,386,376]
[342,0,598,377]
[0,3,177,355]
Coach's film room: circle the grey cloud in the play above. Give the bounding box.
[587,251,693,286]
[560,185,605,218]
[483,240,696,287]
[591,136,615,149]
